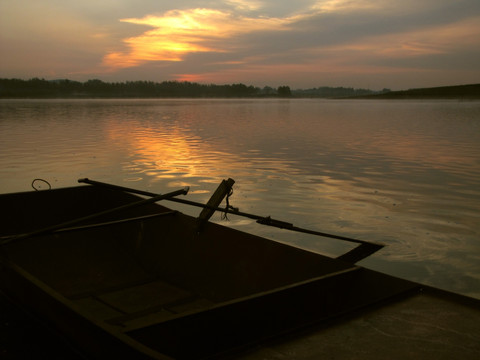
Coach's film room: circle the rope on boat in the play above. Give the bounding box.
[31,178,51,191]
[221,187,239,220]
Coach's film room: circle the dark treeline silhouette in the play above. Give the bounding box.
[0,78,260,98]
[0,78,385,99]
[293,86,387,98]
[277,86,292,97]
[1,78,477,99]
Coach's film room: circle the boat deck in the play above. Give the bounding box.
[70,278,215,332]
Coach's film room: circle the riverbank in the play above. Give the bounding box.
[354,83,480,100]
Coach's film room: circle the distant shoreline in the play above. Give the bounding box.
[1,78,479,99]
[351,84,480,100]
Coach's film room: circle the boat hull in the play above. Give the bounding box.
[1,185,478,359]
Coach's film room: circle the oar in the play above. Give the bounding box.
[1,186,189,245]
[78,179,384,252]
[78,178,218,210]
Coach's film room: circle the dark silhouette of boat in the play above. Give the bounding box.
[1,179,479,359]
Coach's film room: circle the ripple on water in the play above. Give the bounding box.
[1,99,479,299]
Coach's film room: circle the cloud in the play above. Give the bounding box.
[103,0,480,71]
[102,8,292,69]
[225,0,264,11]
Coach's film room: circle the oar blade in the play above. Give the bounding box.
[336,243,384,264]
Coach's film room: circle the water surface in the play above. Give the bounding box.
[1,99,479,298]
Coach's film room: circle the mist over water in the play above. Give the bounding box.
[1,98,479,298]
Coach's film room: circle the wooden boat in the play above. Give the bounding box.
[1,179,479,359]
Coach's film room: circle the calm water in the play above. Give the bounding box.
[1,99,480,298]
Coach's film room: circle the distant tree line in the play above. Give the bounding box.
[0,78,387,99]
[292,86,388,98]
[0,78,262,98]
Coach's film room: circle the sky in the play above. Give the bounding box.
[1,0,479,90]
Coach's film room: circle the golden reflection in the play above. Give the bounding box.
[104,118,235,192]
[102,114,314,199]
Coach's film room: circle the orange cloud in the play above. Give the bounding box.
[103,8,290,70]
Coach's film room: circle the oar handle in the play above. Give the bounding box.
[79,178,212,209]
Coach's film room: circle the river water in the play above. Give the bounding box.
[1,98,479,299]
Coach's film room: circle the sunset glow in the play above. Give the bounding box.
[103,8,290,70]
[1,0,479,89]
